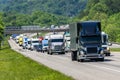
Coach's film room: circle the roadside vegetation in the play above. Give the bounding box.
[0,14,4,49]
[0,39,73,80]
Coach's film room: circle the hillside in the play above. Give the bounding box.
[0,0,87,17]
[0,0,8,10]
[75,0,120,42]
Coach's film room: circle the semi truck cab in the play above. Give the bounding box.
[101,32,111,56]
[70,21,105,62]
[47,34,65,55]
[64,32,70,52]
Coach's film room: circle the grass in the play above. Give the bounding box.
[110,48,120,52]
[0,38,73,80]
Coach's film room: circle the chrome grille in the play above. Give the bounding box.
[55,45,61,51]
[87,47,97,53]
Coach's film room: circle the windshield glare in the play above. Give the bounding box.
[32,41,39,43]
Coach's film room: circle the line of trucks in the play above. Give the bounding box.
[11,21,111,62]
[11,32,71,54]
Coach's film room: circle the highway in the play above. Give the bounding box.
[8,39,120,80]
[110,43,120,48]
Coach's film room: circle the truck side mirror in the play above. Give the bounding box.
[108,43,112,46]
[65,40,66,42]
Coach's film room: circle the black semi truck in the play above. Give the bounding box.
[70,21,105,62]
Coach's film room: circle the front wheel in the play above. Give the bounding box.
[50,52,53,55]
[80,59,84,62]
[47,51,49,54]
[61,52,65,54]
[71,51,77,61]
[106,53,110,56]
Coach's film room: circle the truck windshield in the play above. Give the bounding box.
[32,41,39,43]
[28,41,31,44]
[44,44,48,46]
[51,39,63,42]
[80,36,101,44]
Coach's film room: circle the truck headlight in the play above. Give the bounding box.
[100,50,104,54]
[107,47,110,51]
[80,51,84,55]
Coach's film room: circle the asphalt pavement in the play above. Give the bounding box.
[110,43,120,48]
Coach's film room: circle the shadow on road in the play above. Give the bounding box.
[78,58,114,63]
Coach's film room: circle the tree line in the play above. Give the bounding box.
[2,11,70,27]
[0,0,87,17]
[74,0,120,42]
[0,13,4,49]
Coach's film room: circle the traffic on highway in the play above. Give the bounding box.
[10,21,112,62]
[8,21,120,80]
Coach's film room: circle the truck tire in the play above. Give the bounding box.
[101,58,104,61]
[71,51,77,61]
[50,52,53,55]
[80,59,84,62]
[61,52,65,54]
[71,53,74,61]
[106,53,110,56]
[77,58,80,62]
[108,53,110,56]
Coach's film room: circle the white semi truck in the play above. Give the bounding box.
[63,32,70,52]
[47,34,65,55]
[101,32,111,56]
[30,38,40,51]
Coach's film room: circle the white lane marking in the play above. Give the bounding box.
[86,63,120,73]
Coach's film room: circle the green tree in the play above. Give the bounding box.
[0,14,4,49]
